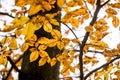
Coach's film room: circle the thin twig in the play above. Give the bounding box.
[84,56,120,79]
[4,55,23,80]
[0,12,15,18]
[83,0,92,17]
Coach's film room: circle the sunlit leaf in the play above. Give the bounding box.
[47,39,57,47]
[39,57,47,66]
[21,43,29,52]
[38,37,49,44]
[117,43,120,50]
[50,58,57,66]
[42,1,52,11]
[0,55,7,66]
[9,37,18,50]
[57,0,65,8]
[57,41,64,50]
[39,50,48,58]
[50,19,59,26]
[30,50,39,62]
[85,26,93,32]
[87,0,95,5]
[51,29,62,40]
[112,16,119,28]
[15,0,26,6]
[38,45,47,51]
[22,22,35,40]
[29,4,42,16]
[43,21,53,33]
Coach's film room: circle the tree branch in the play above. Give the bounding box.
[0,12,15,18]
[79,0,110,79]
[83,0,92,17]
[84,56,120,80]
[4,55,23,80]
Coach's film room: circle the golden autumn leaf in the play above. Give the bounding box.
[50,19,59,26]
[38,37,49,44]
[70,17,79,28]
[1,37,10,44]
[117,43,120,50]
[57,0,65,8]
[112,16,119,28]
[39,57,47,66]
[62,38,70,46]
[57,41,64,50]
[43,21,53,33]
[50,58,57,66]
[85,26,93,32]
[106,8,117,15]
[51,29,62,40]
[9,37,18,50]
[111,3,120,9]
[47,39,57,47]
[29,4,42,16]
[42,1,52,11]
[15,0,26,6]
[30,50,39,62]
[22,22,35,40]
[72,39,81,44]
[39,50,48,58]
[87,0,95,5]
[12,16,29,26]
[21,43,29,52]
[38,45,47,51]
[0,55,7,66]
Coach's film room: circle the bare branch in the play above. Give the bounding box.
[83,0,92,17]
[101,0,110,7]
[0,12,15,18]
[4,55,23,80]
[84,56,120,79]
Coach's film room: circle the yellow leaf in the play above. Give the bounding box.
[42,1,52,11]
[29,4,42,16]
[15,0,26,6]
[39,50,48,58]
[50,19,59,26]
[62,38,70,46]
[72,39,81,44]
[112,16,119,28]
[38,45,47,51]
[1,37,10,44]
[117,43,120,50]
[39,57,47,66]
[87,0,95,5]
[57,41,64,50]
[50,58,57,66]
[106,8,117,15]
[0,55,7,66]
[43,21,53,33]
[51,29,61,40]
[34,23,42,30]
[70,18,79,28]
[47,39,57,47]
[12,16,29,26]
[38,37,49,44]
[21,43,29,52]
[15,29,22,36]
[30,50,39,62]
[57,0,65,8]
[111,3,120,9]
[9,37,18,50]
[85,26,93,32]
[22,22,35,40]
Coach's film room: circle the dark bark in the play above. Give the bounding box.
[19,3,61,80]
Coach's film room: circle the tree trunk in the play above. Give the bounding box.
[19,3,61,80]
